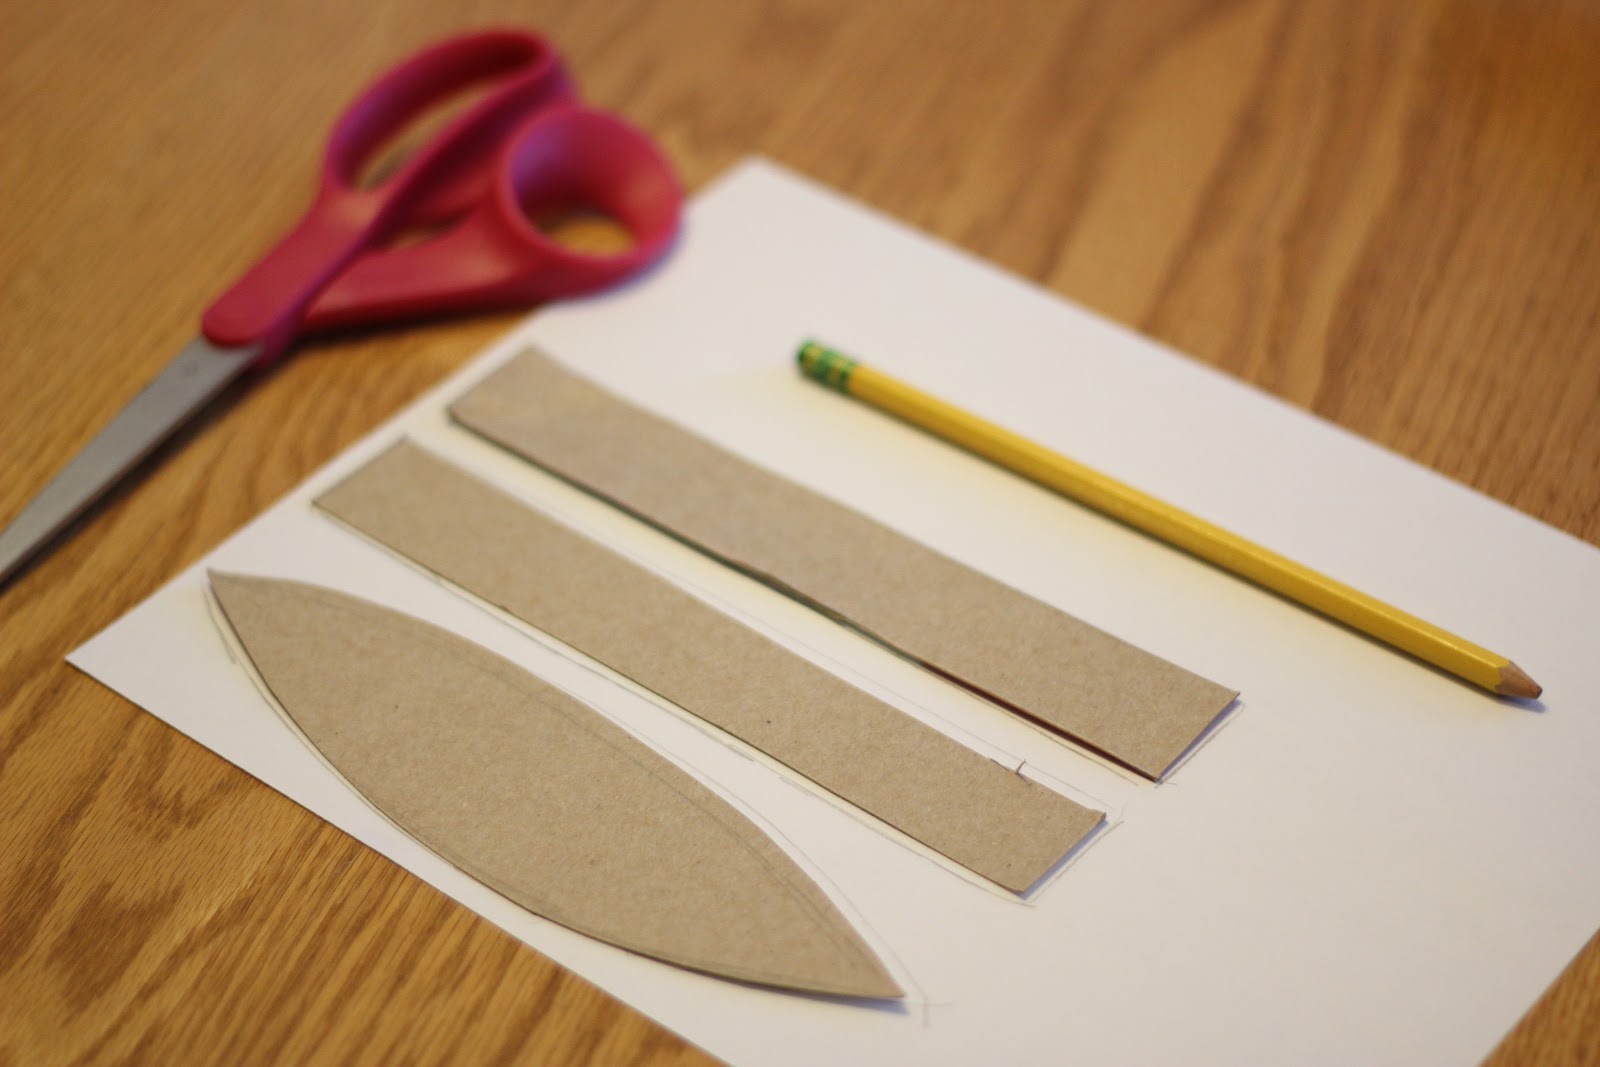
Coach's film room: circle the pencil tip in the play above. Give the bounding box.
[1497,662,1542,700]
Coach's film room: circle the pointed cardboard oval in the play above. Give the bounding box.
[210,572,901,1000]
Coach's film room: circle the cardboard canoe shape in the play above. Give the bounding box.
[209,572,902,1000]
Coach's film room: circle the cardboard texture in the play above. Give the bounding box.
[316,442,1106,892]
[451,349,1238,779]
[208,571,901,999]
[71,162,1600,1066]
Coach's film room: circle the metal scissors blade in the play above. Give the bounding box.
[0,29,679,591]
[0,338,261,586]
[0,32,561,590]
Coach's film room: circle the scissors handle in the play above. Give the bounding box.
[201,30,573,359]
[301,105,681,331]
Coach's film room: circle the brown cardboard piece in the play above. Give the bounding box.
[209,572,902,999]
[317,442,1106,893]
[450,350,1238,779]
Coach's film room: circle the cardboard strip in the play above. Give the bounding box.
[450,349,1239,779]
[317,442,1106,893]
[209,572,901,999]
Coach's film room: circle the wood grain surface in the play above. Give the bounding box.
[3,1,1597,1064]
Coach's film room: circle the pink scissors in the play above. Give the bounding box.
[0,29,682,586]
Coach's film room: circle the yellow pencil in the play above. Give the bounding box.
[797,340,1541,699]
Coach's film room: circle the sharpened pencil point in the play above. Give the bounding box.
[1497,662,1542,700]
[797,339,1544,700]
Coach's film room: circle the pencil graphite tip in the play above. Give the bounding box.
[1497,661,1542,700]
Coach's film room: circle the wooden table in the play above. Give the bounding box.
[5,1,1597,1063]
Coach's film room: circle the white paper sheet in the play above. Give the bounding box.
[72,159,1600,1066]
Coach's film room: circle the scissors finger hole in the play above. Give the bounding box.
[503,107,681,264]
[356,81,501,191]
[529,206,637,256]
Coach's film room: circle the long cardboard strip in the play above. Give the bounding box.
[208,572,901,999]
[316,442,1105,893]
[451,349,1238,780]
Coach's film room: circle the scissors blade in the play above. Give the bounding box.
[0,336,262,587]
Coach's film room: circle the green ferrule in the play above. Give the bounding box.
[797,341,858,392]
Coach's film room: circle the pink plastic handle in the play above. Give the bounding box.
[301,104,682,331]
[201,29,574,360]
